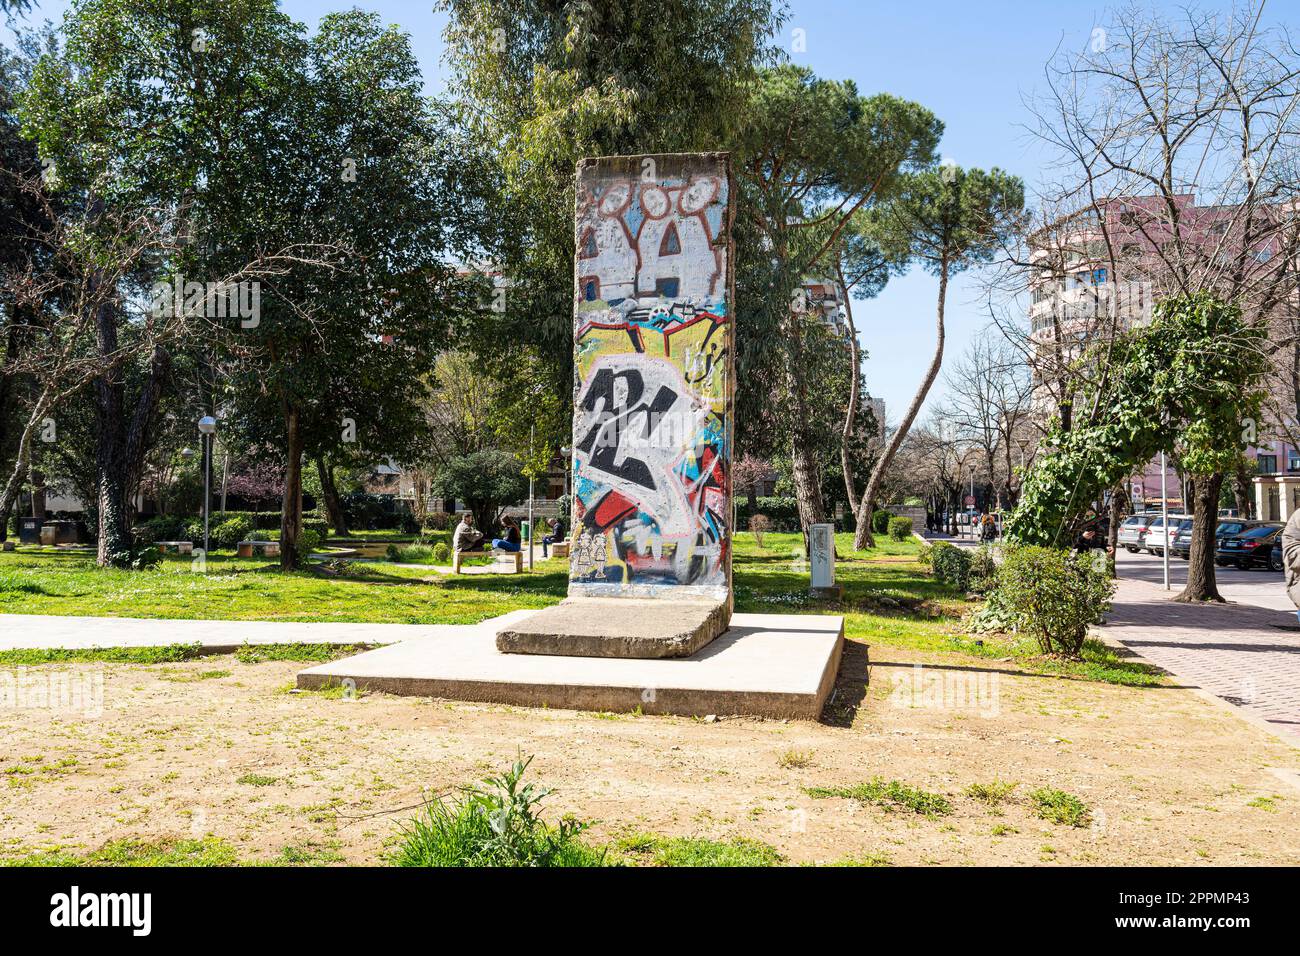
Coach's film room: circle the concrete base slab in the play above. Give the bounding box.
[496,597,729,659]
[298,611,844,719]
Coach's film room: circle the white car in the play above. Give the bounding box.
[1143,514,1192,555]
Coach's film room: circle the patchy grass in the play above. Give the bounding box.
[611,833,783,867]
[1,837,240,867]
[1030,787,1092,827]
[805,778,953,817]
[0,643,202,666]
[235,643,364,664]
[965,780,1019,808]
[236,773,279,787]
[1247,795,1283,812]
[777,749,814,769]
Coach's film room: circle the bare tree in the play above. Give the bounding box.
[1022,2,1300,600]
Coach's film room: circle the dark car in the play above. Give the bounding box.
[1215,523,1283,570]
[1172,517,1256,560]
[1272,538,1283,573]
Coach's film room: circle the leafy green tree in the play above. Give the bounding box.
[734,64,942,540]
[437,0,784,469]
[431,449,528,534]
[1009,292,1266,602]
[851,165,1025,549]
[206,10,480,567]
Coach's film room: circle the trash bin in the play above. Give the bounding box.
[18,517,42,545]
[521,520,530,542]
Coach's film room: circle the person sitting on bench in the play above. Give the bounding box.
[452,513,485,553]
[541,517,565,557]
[492,516,522,553]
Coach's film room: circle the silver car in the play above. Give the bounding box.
[1117,513,1157,553]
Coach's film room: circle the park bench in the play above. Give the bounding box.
[237,540,281,558]
[154,541,193,555]
[453,546,522,574]
[550,541,570,559]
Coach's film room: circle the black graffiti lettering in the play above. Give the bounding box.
[577,367,680,489]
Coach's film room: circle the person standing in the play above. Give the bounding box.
[1282,508,1300,623]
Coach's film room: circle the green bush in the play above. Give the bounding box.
[887,516,912,541]
[297,529,322,558]
[134,515,190,544]
[968,546,998,596]
[212,515,256,550]
[393,757,605,867]
[929,541,973,591]
[916,542,933,566]
[994,544,1115,656]
[872,509,892,534]
[735,496,801,533]
[432,542,450,563]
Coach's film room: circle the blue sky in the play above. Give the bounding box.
[8,0,1284,421]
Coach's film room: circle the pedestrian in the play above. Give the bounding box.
[492,515,522,553]
[1281,507,1300,624]
[1072,521,1114,558]
[542,517,566,558]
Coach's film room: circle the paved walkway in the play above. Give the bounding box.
[1100,564,1300,747]
[0,615,499,652]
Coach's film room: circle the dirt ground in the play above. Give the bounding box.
[2,637,1298,866]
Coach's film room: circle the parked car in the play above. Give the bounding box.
[1171,517,1257,559]
[1143,514,1192,555]
[1271,538,1283,573]
[1215,523,1284,570]
[1117,513,1158,553]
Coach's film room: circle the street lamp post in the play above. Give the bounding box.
[198,416,217,555]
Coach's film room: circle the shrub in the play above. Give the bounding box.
[212,515,255,550]
[107,546,162,571]
[886,516,912,541]
[929,541,973,591]
[916,542,933,566]
[393,757,605,867]
[134,515,189,544]
[748,513,772,548]
[735,496,801,533]
[297,529,322,559]
[872,509,892,534]
[968,546,998,596]
[994,544,1115,656]
[423,512,452,531]
[432,542,450,563]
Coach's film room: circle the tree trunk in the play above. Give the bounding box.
[839,266,863,517]
[853,262,950,550]
[1176,472,1224,603]
[1234,462,1252,517]
[280,404,304,569]
[1106,484,1125,578]
[316,455,349,536]
[93,297,131,565]
[781,309,826,540]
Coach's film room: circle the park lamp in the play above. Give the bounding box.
[198,416,217,555]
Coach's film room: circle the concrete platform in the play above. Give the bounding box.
[495,597,729,659]
[298,611,845,719]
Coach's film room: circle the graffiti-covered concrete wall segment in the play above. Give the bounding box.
[570,154,734,601]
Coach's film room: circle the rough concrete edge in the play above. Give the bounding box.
[495,599,730,659]
[295,672,826,720]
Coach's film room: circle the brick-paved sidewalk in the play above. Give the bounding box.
[1100,578,1300,746]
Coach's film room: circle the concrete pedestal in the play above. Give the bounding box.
[298,610,844,720]
[495,597,729,659]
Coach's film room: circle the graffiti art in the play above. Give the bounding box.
[569,154,734,600]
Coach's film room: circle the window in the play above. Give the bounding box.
[654,277,680,299]
[1257,454,1278,474]
[658,223,681,256]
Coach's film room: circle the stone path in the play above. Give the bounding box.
[1100,576,1300,747]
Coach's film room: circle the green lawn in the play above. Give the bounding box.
[0,532,1161,685]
